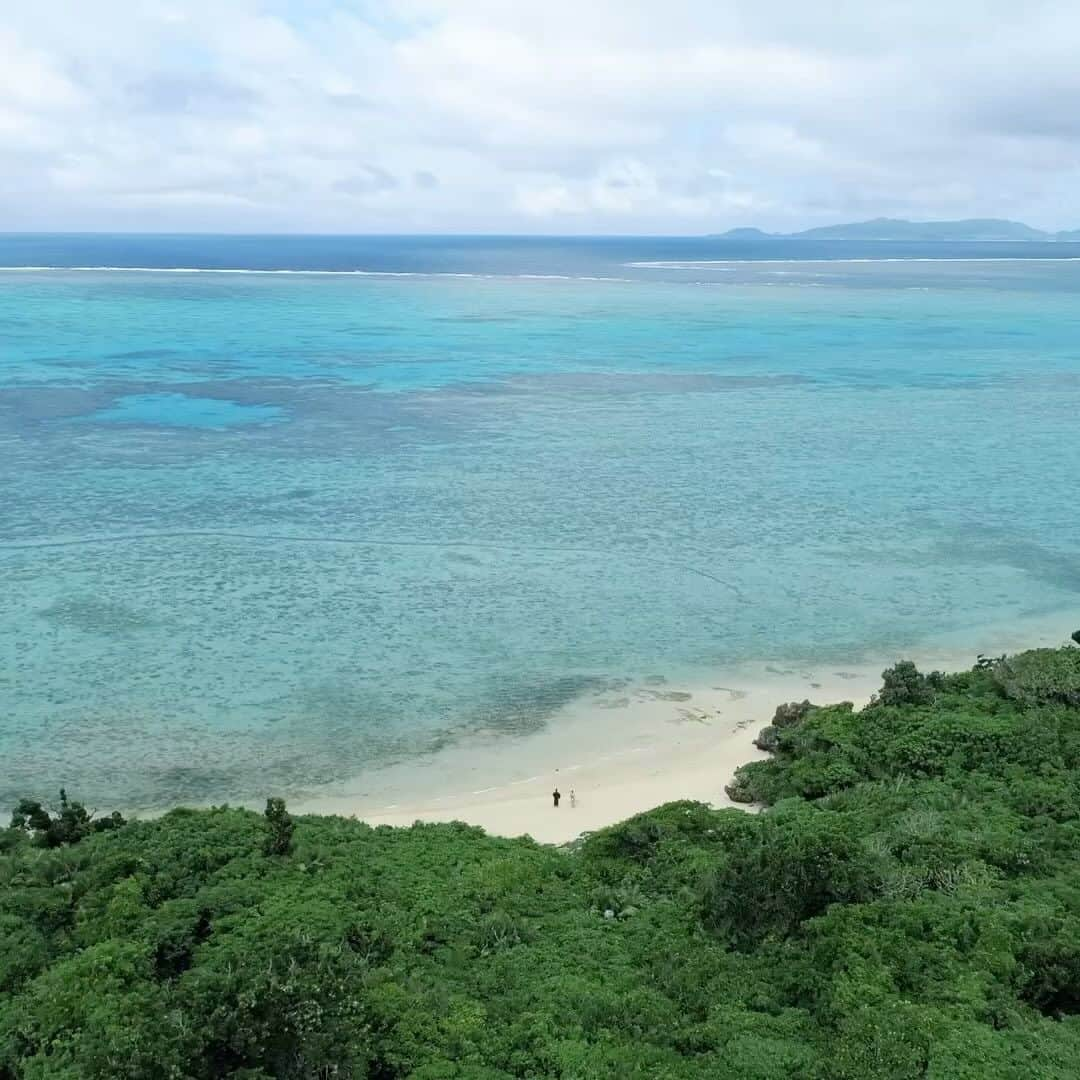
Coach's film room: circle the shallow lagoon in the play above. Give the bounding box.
[3,237,1080,809]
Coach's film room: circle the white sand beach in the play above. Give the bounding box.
[295,612,1078,844]
[305,665,874,844]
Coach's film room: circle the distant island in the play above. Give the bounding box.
[713,217,1080,242]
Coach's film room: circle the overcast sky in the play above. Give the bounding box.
[3,0,1079,234]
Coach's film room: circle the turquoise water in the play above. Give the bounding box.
[3,236,1080,809]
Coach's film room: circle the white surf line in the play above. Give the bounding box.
[627,257,1080,267]
[0,265,466,277]
[0,265,634,283]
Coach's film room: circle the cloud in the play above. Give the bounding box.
[125,74,260,115]
[334,165,399,195]
[1,1,1079,232]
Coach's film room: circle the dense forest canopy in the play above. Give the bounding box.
[3,643,1080,1078]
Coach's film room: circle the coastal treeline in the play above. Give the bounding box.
[3,645,1080,1077]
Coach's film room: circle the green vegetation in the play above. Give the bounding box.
[4,643,1080,1077]
[263,798,295,858]
[8,789,125,850]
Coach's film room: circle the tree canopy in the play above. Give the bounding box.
[3,645,1080,1077]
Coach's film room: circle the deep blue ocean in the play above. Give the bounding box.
[3,233,1080,808]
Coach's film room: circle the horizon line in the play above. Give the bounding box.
[3,233,1080,242]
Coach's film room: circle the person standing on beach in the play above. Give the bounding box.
[570,789,577,808]
[552,788,561,808]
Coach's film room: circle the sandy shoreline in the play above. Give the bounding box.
[298,665,859,842]
[295,611,1078,844]
[298,666,868,844]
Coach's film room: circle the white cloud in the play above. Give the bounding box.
[515,183,585,217]
[0,28,84,110]
[0,1,1078,231]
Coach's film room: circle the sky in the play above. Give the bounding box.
[2,0,1079,234]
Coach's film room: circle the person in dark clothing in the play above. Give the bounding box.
[552,788,561,808]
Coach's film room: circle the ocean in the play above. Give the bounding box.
[3,233,1080,810]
